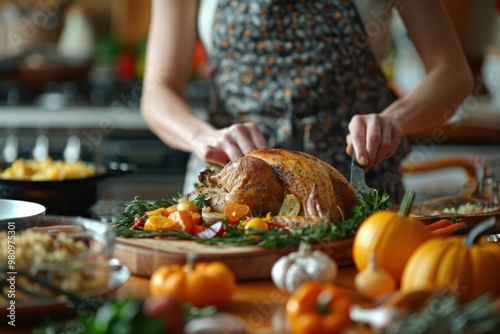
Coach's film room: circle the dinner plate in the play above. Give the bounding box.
[0,258,130,324]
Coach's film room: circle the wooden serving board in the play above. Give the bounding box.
[113,237,354,281]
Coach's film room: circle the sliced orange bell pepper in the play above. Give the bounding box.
[190,212,202,225]
[145,204,178,217]
[168,210,194,233]
[286,281,351,334]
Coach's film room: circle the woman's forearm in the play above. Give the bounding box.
[141,86,217,155]
[381,61,473,136]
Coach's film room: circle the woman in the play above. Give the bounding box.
[141,0,472,200]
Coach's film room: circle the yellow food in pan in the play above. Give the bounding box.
[0,157,96,181]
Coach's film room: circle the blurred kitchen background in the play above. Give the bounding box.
[0,0,499,205]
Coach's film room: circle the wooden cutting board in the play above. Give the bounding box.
[113,237,354,281]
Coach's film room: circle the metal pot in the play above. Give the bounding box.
[0,162,134,215]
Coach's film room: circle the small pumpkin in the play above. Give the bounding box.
[271,242,338,294]
[149,253,236,307]
[401,217,500,303]
[353,190,432,284]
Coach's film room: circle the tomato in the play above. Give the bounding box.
[177,200,199,213]
[224,204,250,222]
[245,217,269,239]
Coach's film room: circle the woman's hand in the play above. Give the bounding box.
[195,122,268,167]
[346,114,402,170]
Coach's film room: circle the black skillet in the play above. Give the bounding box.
[0,162,134,215]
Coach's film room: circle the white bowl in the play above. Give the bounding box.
[0,199,46,231]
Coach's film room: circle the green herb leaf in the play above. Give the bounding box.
[113,189,394,249]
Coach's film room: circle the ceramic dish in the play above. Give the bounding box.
[0,199,46,231]
[392,195,500,225]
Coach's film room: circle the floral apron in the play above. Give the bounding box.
[185,0,409,201]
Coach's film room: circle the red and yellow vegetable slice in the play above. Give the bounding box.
[224,204,250,223]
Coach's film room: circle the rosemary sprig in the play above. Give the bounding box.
[385,290,500,334]
[117,229,195,239]
[113,196,179,231]
[113,189,394,248]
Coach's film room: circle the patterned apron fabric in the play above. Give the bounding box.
[190,0,409,200]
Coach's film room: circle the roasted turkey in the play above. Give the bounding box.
[189,148,359,228]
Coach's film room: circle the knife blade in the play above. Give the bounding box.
[350,151,372,195]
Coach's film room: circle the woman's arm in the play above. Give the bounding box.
[347,0,473,168]
[141,0,266,167]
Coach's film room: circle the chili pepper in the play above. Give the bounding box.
[130,217,146,230]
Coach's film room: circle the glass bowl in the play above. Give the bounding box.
[0,215,116,298]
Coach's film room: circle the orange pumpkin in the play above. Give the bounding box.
[401,217,500,303]
[149,254,236,307]
[353,190,432,284]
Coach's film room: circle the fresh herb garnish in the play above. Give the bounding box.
[386,290,500,334]
[33,297,217,334]
[113,189,393,248]
[192,194,207,212]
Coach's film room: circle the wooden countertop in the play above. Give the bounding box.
[115,265,370,334]
[7,265,371,333]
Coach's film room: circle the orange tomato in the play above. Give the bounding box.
[224,204,250,222]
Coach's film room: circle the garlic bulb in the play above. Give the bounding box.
[271,242,338,294]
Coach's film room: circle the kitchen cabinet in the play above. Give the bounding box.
[110,0,151,50]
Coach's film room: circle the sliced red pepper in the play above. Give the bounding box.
[130,217,146,230]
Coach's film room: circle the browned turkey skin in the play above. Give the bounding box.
[189,148,359,227]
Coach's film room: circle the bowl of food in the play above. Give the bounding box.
[392,194,500,226]
[0,215,117,299]
[0,199,46,231]
[0,215,129,322]
[0,158,134,215]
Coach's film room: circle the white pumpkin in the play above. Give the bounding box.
[271,242,338,294]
